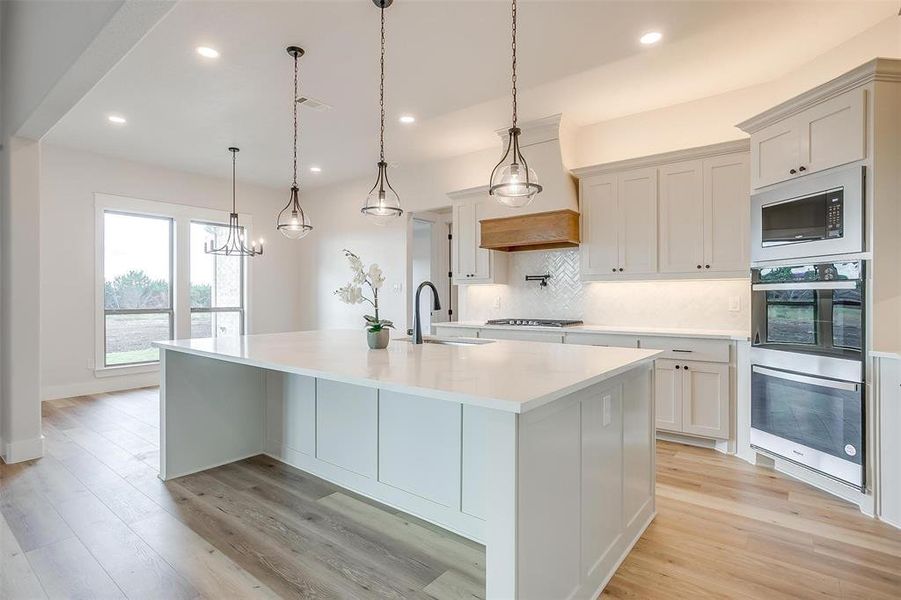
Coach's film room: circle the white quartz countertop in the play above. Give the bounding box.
[437,321,750,341]
[154,330,661,413]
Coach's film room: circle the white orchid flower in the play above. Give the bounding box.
[368,264,385,290]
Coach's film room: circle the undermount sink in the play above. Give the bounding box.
[397,336,495,346]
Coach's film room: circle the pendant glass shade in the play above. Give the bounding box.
[276,185,312,239]
[490,127,542,207]
[362,161,402,226]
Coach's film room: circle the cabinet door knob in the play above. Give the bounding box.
[705,264,710,269]
[675,365,681,369]
[696,265,702,269]
[683,365,689,370]
[790,168,797,174]
[612,268,617,272]
[619,268,624,272]
[799,166,807,172]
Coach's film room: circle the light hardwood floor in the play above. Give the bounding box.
[0,388,899,599]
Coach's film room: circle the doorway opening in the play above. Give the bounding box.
[408,208,456,335]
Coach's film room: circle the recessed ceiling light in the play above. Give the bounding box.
[640,31,663,45]
[196,46,220,58]
[399,115,416,124]
[309,166,322,173]
[107,115,127,125]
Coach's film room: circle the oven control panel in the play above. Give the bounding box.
[826,193,843,238]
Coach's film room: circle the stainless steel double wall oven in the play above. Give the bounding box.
[749,164,866,489]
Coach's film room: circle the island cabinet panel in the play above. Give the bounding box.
[377,391,462,509]
[623,367,654,529]
[518,400,582,600]
[315,380,378,478]
[265,372,315,456]
[580,385,623,583]
[461,405,490,520]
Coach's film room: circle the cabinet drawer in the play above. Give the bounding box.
[564,332,639,348]
[434,326,480,338]
[637,336,730,363]
[479,329,564,343]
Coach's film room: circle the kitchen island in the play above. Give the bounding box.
[154,330,660,600]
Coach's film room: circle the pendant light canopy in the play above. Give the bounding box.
[277,46,313,239]
[205,147,263,257]
[361,0,403,225]
[489,0,542,208]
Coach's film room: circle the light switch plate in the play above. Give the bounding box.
[602,394,612,426]
[729,296,741,312]
[493,296,501,309]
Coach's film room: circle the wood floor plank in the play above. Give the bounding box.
[128,511,281,600]
[0,485,75,553]
[423,570,484,600]
[0,512,47,599]
[26,537,125,599]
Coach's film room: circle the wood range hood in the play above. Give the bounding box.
[480,209,580,252]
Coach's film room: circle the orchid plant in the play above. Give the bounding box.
[334,250,394,333]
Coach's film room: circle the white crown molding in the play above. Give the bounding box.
[572,139,750,179]
[495,113,564,147]
[736,57,901,134]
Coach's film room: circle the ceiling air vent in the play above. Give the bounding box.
[296,96,332,112]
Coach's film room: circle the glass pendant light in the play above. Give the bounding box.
[277,46,313,239]
[361,0,403,225]
[205,147,263,257]
[489,0,542,208]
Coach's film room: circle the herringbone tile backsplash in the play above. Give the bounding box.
[460,249,750,331]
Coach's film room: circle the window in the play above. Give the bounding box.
[95,195,253,373]
[103,212,174,366]
[190,222,245,338]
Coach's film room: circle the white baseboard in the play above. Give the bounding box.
[657,430,719,450]
[42,372,159,401]
[2,435,45,463]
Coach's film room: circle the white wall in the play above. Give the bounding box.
[39,144,312,400]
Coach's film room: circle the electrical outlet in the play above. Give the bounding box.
[493,296,501,309]
[392,283,403,294]
[602,394,612,426]
[729,296,741,312]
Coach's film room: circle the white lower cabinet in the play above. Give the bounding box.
[654,359,729,439]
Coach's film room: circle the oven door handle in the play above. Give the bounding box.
[752,281,857,291]
[752,365,860,392]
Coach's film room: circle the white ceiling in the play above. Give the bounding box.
[45,0,898,189]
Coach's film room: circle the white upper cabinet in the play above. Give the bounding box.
[658,161,704,274]
[580,168,657,279]
[703,153,750,273]
[750,88,866,190]
[580,174,619,277]
[800,88,867,176]
[618,168,658,276]
[450,191,507,285]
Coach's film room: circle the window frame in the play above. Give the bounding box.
[102,210,175,368]
[94,194,253,376]
[189,219,246,337]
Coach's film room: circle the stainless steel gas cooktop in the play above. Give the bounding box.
[485,318,583,327]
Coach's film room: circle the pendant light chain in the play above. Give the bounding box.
[511,0,517,129]
[292,51,299,187]
[231,148,237,213]
[379,4,386,162]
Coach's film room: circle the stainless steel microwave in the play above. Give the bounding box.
[751,165,864,264]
